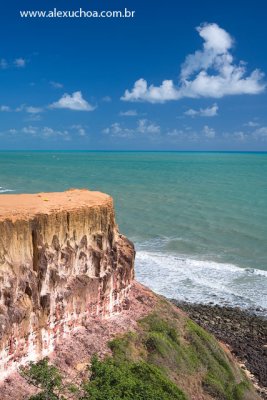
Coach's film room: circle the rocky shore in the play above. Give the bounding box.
[171,300,267,399]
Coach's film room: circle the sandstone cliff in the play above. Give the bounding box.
[0,189,134,380]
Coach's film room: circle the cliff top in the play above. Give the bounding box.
[0,189,112,222]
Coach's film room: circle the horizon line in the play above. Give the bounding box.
[0,150,267,154]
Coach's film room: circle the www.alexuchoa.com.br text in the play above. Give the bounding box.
[19,8,136,19]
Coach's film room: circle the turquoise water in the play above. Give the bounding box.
[0,151,267,313]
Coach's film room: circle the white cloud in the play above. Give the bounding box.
[252,126,267,140]
[167,128,199,141]
[244,121,260,127]
[70,124,88,137]
[0,59,8,69]
[184,103,218,117]
[233,131,247,141]
[102,96,112,102]
[122,23,265,103]
[137,119,160,134]
[22,126,38,135]
[167,129,185,137]
[203,125,216,138]
[78,128,86,136]
[9,128,18,134]
[21,126,71,140]
[2,125,88,141]
[122,79,181,103]
[103,123,134,138]
[50,81,63,89]
[103,119,160,138]
[0,105,11,112]
[3,104,43,114]
[223,124,267,142]
[50,91,95,111]
[180,24,233,80]
[26,106,43,114]
[26,114,43,122]
[42,127,69,139]
[120,110,138,116]
[15,105,25,112]
[14,58,26,68]
[0,57,27,69]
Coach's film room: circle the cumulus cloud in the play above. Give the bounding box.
[70,124,88,137]
[184,103,218,117]
[103,119,160,138]
[120,110,138,116]
[137,119,160,134]
[22,126,37,135]
[167,128,199,141]
[78,128,86,136]
[21,126,71,140]
[233,131,247,141]
[223,123,267,142]
[203,125,216,138]
[122,23,265,103]
[14,58,26,68]
[50,81,63,89]
[102,96,112,102]
[12,104,43,114]
[244,121,260,127]
[103,123,134,138]
[0,105,11,112]
[50,91,95,111]
[1,57,27,69]
[0,59,8,69]
[0,104,43,114]
[25,106,43,114]
[122,79,180,103]
[252,126,267,140]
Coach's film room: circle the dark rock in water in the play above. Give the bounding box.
[171,299,267,399]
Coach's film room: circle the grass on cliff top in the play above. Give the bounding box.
[22,300,255,400]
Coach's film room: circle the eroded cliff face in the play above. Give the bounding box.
[0,190,134,379]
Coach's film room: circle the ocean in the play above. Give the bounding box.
[0,151,266,314]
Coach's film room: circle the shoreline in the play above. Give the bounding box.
[171,300,267,399]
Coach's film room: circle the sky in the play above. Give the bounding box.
[0,0,267,150]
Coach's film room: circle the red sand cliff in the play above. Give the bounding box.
[0,189,135,380]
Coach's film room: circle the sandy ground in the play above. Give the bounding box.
[0,189,111,222]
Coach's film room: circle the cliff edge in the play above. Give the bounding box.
[0,189,134,379]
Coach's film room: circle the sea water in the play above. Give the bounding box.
[0,151,266,313]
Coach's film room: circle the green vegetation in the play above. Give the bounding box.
[186,320,249,400]
[21,308,253,400]
[21,355,186,400]
[20,357,72,399]
[84,355,186,400]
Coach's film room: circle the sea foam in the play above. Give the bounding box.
[135,250,267,314]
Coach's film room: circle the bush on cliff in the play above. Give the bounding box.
[21,355,186,400]
[20,358,65,400]
[21,305,254,400]
[83,355,186,400]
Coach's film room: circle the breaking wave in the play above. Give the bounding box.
[135,250,267,315]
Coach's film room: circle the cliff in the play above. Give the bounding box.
[0,189,134,379]
[0,190,261,400]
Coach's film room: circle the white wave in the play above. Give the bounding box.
[0,186,14,193]
[135,250,267,313]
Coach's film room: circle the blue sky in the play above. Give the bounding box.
[0,0,267,150]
